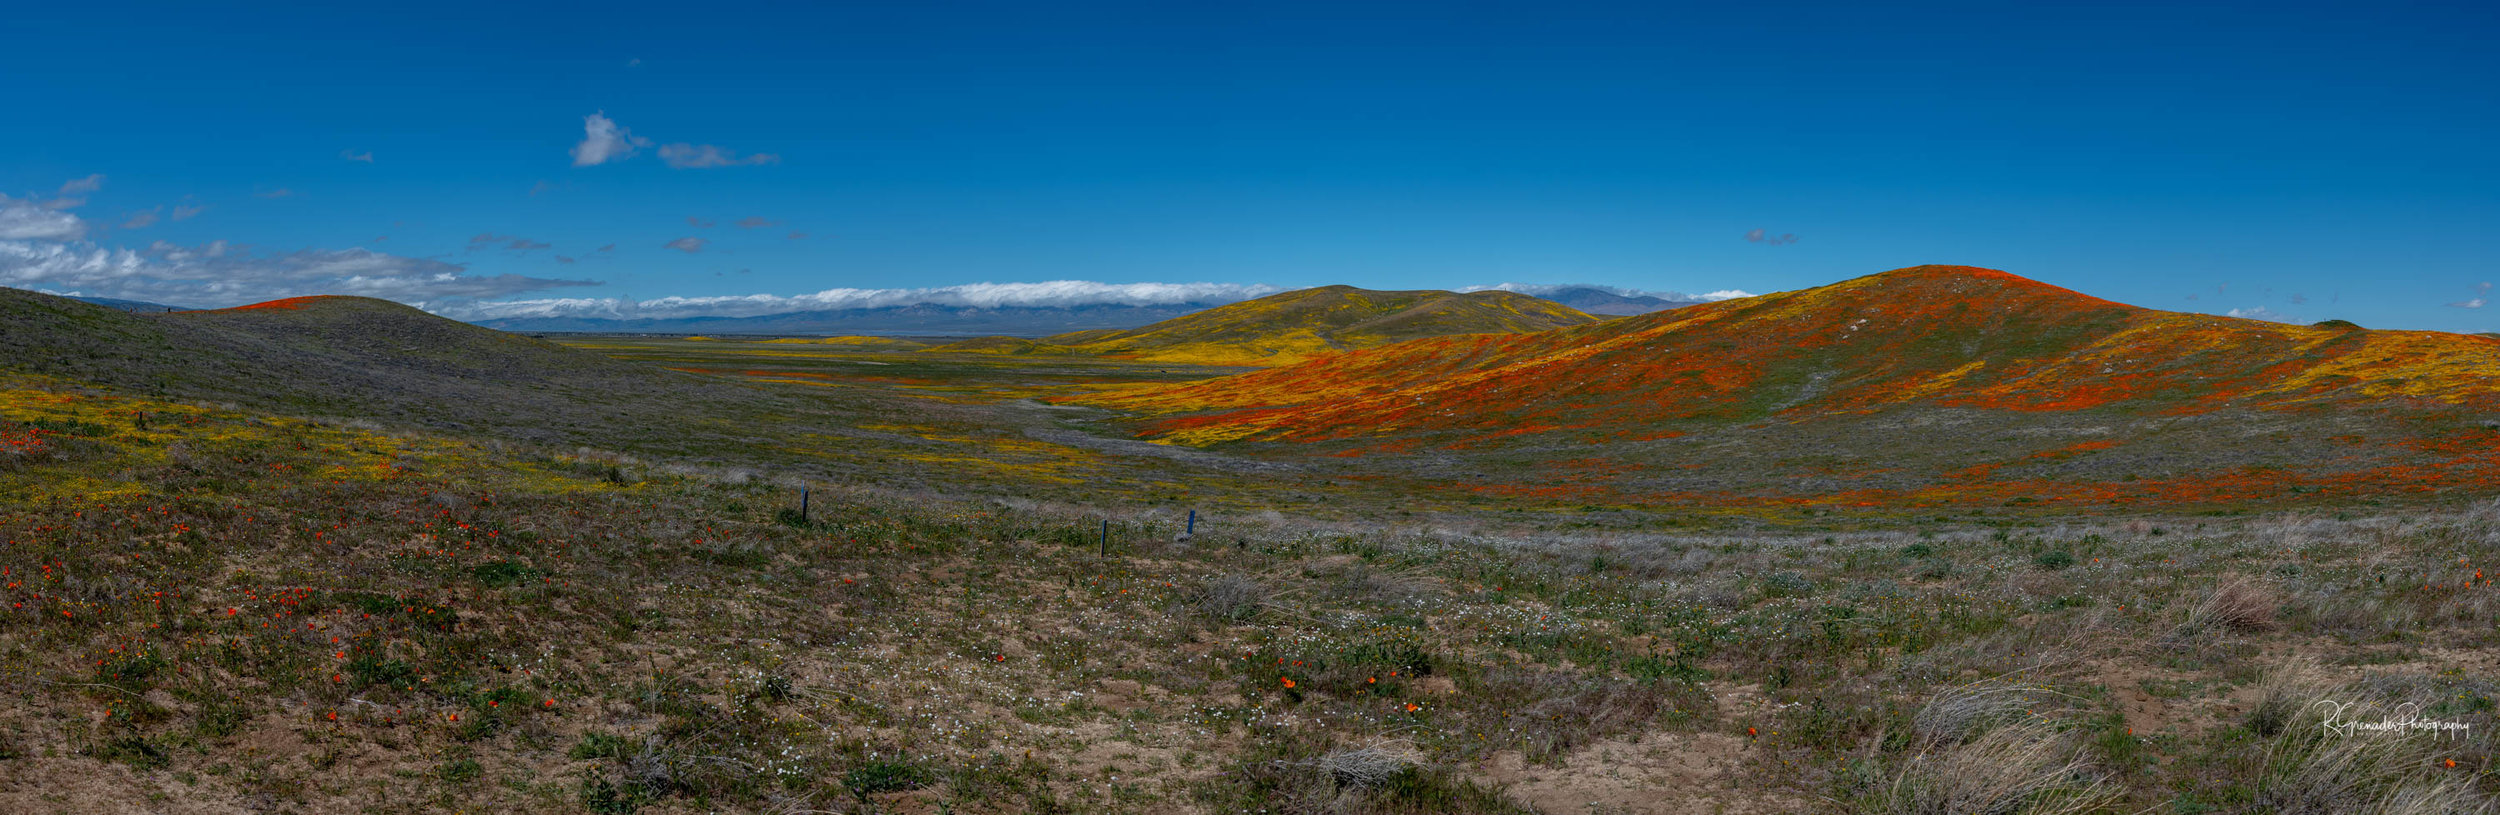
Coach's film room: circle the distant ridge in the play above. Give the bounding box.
[68,295,194,313]
[1516,286,1703,316]
[472,301,1228,336]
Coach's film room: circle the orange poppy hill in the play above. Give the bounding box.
[1063,266,2500,509]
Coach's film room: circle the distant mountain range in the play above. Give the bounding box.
[68,295,193,313]
[470,287,1698,336]
[474,302,1227,336]
[1518,286,1704,315]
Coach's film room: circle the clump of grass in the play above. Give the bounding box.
[2183,576,2278,635]
[1867,721,2117,815]
[1913,679,2067,746]
[843,759,931,800]
[1192,573,1272,622]
[2245,664,2498,815]
[1314,741,1417,791]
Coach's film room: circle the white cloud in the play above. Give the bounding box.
[1744,228,1797,245]
[437,280,1285,321]
[467,233,552,252]
[2450,282,2491,309]
[571,112,651,167]
[734,216,777,228]
[1,239,596,307]
[341,149,374,163]
[685,216,715,228]
[2225,306,2293,323]
[663,237,707,253]
[43,174,105,209]
[657,143,780,169]
[0,194,88,240]
[171,203,206,221]
[121,208,162,230]
[56,174,104,196]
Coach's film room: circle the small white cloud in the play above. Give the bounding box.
[42,174,106,209]
[56,174,104,197]
[2225,306,2293,323]
[571,111,651,167]
[468,233,552,252]
[663,237,708,253]
[528,180,558,196]
[171,203,206,221]
[341,149,374,163]
[1743,228,1797,245]
[734,216,778,229]
[2450,282,2492,309]
[0,194,87,240]
[596,243,616,252]
[121,208,162,230]
[657,143,780,169]
[685,216,715,228]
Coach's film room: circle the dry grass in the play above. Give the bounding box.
[1314,739,1421,791]
[1870,721,2118,815]
[1912,678,2071,746]
[2183,575,2280,635]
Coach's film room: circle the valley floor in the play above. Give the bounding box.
[4,372,2499,814]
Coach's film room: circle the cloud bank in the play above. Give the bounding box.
[0,194,87,240]
[1,239,597,308]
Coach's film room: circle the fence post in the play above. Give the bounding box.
[800,486,809,524]
[1100,519,1110,557]
[1186,509,1196,536]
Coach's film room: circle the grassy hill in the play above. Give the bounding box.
[1080,266,2500,440]
[1068,266,2500,509]
[957,285,1600,366]
[0,289,775,448]
[1051,285,1601,366]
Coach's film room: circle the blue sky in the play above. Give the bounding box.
[2,1,2494,330]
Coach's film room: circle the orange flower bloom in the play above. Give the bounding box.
[1280,677,1296,688]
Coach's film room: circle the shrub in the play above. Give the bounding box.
[1193,574,1270,622]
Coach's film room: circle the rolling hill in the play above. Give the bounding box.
[0,288,789,448]
[926,285,1600,366]
[1067,265,2500,508]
